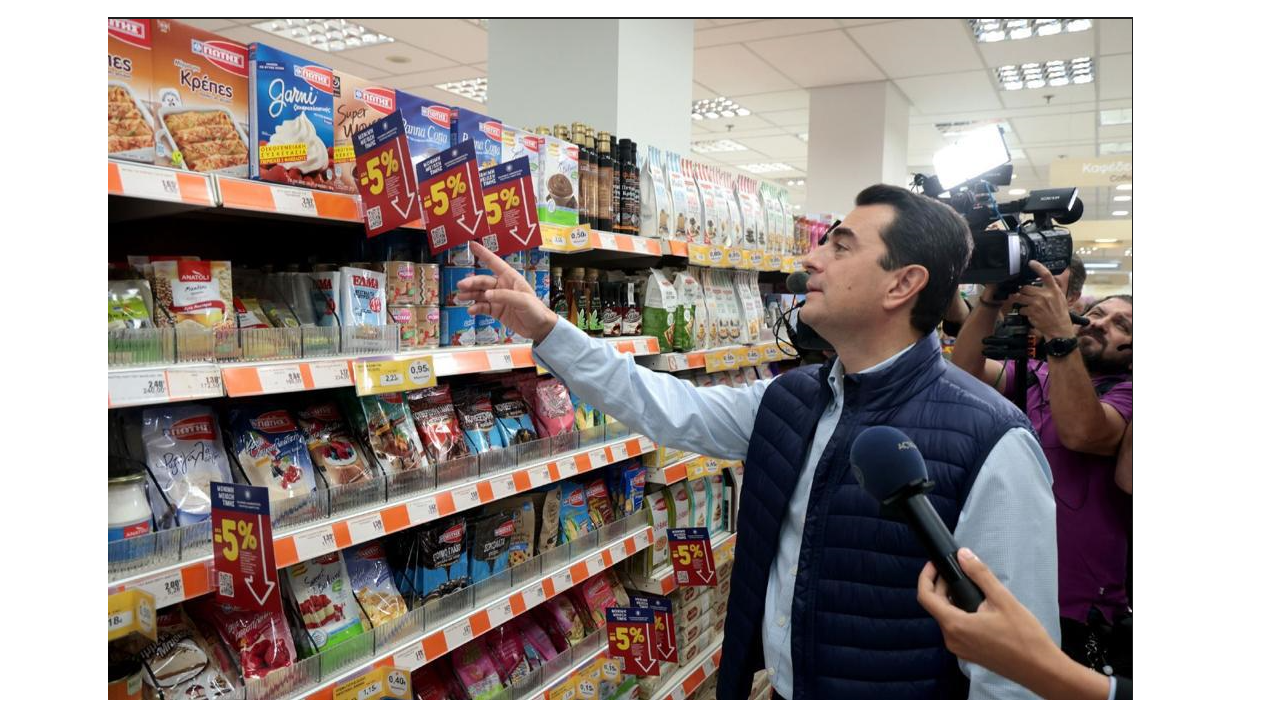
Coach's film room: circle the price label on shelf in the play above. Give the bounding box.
[668,528,718,587]
[406,496,440,526]
[443,620,474,650]
[491,599,516,625]
[309,360,353,388]
[488,349,515,371]
[257,364,305,394]
[293,526,338,561]
[529,465,552,486]
[589,449,609,468]
[551,569,574,592]
[764,253,784,272]
[353,111,422,238]
[269,186,320,217]
[115,162,185,202]
[568,227,591,250]
[707,246,725,267]
[632,339,651,355]
[211,483,281,612]
[557,456,579,478]
[418,139,490,254]
[165,367,221,399]
[596,232,619,251]
[745,348,762,366]
[763,344,782,363]
[393,644,426,672]
[453,485,481,512]
[348,514,386,545]
[688,243,711,266]
[385,669,410,698]
[610,443,629,461]
[108,589,157,642]
[606,607,659,676]
[109,370,169,406]
[586,553,608,576]
[526,583,547,607]
[353,356,436,396]
[494,474,518,497]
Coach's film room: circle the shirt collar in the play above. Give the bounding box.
[825,341,918,402]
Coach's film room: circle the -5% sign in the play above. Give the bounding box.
[418,139,490,253]
[667,527,718,586]
[353,111,422,238]
[210,483,281,612]
[606,607,659,676]
[476,156,542,257]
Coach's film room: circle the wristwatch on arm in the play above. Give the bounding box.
[1043,336,1079,358]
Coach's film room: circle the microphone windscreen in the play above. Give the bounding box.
[787,271,810,294]
[849,426,929,502]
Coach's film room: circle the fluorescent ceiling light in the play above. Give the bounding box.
[1008,188,1027,196]
[1100,108,1133,126]
[690,140,749,153]
[692,97,751,121]
[1112,210,1130,216]
[797,133,809,142]
[997,58,1095,91]
[970,19,1093,43]
[253,19,393,51]
[1116,183,1132,191]
[738,163,795,173]
[1114,195,1132,202]
[435,77,488,103]
[1085,262,1121,269]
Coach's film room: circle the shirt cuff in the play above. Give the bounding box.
[531,319,591,376]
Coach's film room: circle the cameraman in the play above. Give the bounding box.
[942,255,1085,335]
[950,264,1132,679]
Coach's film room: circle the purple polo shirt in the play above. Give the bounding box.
[1005,360,1132,623]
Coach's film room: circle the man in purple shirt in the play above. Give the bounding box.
[950,262,1132,680]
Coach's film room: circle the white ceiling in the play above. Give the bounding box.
[178,18,1132,271]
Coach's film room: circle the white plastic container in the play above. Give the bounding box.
[109,474,152,542]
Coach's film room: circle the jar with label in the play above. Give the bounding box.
[109,472,153,543]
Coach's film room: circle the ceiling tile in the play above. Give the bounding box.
[1099,19,1132,55]
[894,70,1002,114]
[976,32,1097,69]
[758,108,809,127]
[748,30,885,87]
[1011,112,1096,144]
[1000,83,1097,109]
[739,135,810,158]
[693,114,774,133]
[1026,144,1095,165]
[214,25,389,80]
[383,66,484,90]
[690,150,772,163]
[837,19,902,28]
[359,18,488,64]
[1097,54,1132,101]
[692,126,791,140]
[693,83,718,101]
[694,45,800,95]
[337,41,457,73]
[178,19,240,32]
[906,124,947,152]
[848,19,983,78]
[695,19,841,47]
[1098,124,1133,140]
[727,90,809,112]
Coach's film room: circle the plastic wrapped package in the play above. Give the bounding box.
[141,405,230,525]
[188,600,296,681]
[342,540,408,628]
[492,386,538,446]
[534,593,588,648]
[558,481,595,542]
[412,660,467,700]
[454,388,507,454]
[228,407,318,502]
[357,393,428,473]
[483,623,535,689]
[406,385,471,463]
[468,511,513,584]
[296,402,374,486]
[533,486,562,554]
[450,642,506,700]
[284,552,367,652]
[585,479,615,528]
[139,608,240,700]
[531,378,575,437]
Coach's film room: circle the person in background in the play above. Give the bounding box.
[941,255,1085,337]
[456,185,1059,699]
[952,273,1133,680]
[917,548,1130,700]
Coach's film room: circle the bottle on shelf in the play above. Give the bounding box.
[610,135,624,234]
[573,122,591,228]
[550,266,568,320]
[619,139,639,235]
[597,132,614,233]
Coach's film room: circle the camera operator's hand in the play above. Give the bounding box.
[1013,261,1075,340]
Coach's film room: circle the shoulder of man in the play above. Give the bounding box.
[940,361,1032,428]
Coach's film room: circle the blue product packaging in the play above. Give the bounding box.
[505,251,527,270]
[558,480,595,542]
[228,407,319,503]
[451,108,503,170]
[469,511,514,584]
[396,91,454,169]
[440,307,476,347]
[527,248,551,272]
[474,313,499,346]
[526,270,550,304]
[248,43,337,191]
[441,267,475,306]
[411,518,471,606]
[338,266,386,327]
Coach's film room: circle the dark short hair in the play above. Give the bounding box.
[1088,294,1132,313]
[1065,255,1087,300]
[854,184,973,334]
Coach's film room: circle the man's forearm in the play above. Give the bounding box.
[1045,353,1124,455]
[1026,645,1113,700]
[950,299,1003,380]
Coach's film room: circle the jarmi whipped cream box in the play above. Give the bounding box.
[248,43,337,191]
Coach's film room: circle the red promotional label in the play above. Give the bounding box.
[606,607,659,676]
[353,110,422,238]
[211,482,282,613]
[418,139,492,253]
[667,527,718,586]
[632,596,678,663]
[476,155,542,258]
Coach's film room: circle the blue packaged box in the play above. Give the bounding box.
[440,307,476,347]
[451,108,503,170]
[474,313,500,346]
[397,91,453,168]
[527,248,551,272]
[469,511,514,584]
[526,270,550,305]
[248,43,337,191]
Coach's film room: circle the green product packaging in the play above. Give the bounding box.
[641,269,678,351]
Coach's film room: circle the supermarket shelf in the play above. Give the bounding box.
[107,364,224,408]
[297,521,654,700]
[215,175,364,223]
[685,243,792,272]
[637,340,795,373]
[108,160,216,208]
[644,454,741,486]
[655,638,725,700]
[107,434,657,609]
[531,646,609,700]
[625,531,737,596]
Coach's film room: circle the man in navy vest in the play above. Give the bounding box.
[456,184,1059,699]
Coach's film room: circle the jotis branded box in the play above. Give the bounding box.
[332,72,396,194]
[249,43,337,191]
[397,91,453,170]
[108,18,156,163]
[451,108,503,170]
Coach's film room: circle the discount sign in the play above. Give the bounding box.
[353,111,422,238]
[606,607,659,676]
[418,139,492,255]
[211,482,282,613]
[667,527,718,587]
[631,595,678,663]
[476,156,542,258]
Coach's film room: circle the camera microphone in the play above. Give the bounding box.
[850,426,985,612]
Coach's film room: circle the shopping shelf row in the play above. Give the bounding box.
[645,454,743,486]
[636,340,798,374]
[107,434,656,607]
[109,160,801,271]
[654,637,726,701]
[534,627,722,701]
[107,336,661,408]
[625,531,738,597]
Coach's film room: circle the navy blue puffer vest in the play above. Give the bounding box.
[716,333,1032,699]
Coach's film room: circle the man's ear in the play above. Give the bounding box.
[883,264,929,312]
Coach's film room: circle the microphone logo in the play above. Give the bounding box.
[897,440,916,451]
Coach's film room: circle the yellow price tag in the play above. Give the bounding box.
[541,224,571,251]
[745,348,762,366]
[782,256,798,275]
[706,246,725,267]
[764,253,784,272]
[258,143,309,164]
[705,350,739,373]
[740,249,755,270]
[763,344,781,362]
[686,457,708,480]
[108,589,157,643]
[353,356,436,396]
[725,248,744,268]
[688,243,712,266]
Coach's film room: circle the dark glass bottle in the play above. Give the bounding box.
[597,132,614,233]
[550,267,568,320]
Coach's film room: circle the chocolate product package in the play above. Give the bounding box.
[540,136,579,226]
[512,612,560,664]
[531,378,575,437]
[248,43,336,191]
[415,518,471,605]
[469,511,514,584]
[342,539,407,628]
[284,552,367,652]
[607,461,647,518]
[440,306,476,347]
[331,71,396,193]
[296,402,373,486]
[485,496,535,567]
[139,607,239,700]
[483,623,534,689]
[229,407,319,502]
[151,20,249,176]
[451,641,505,699]
[338,266,386,327]
[308,271,340,327]
[558,480,595,542]
[357,392,428,473]
[406,385,471,463]
[533,486,562,554]
[492,386,538,446]
[108,19,156,162]
[141,405,229,525]
[188,600,296,680]
[584,479,615,529]
[412,660,466,700]
[455,388,507,453]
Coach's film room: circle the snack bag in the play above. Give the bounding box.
[535,593,588,648]
[688,477,709,529]
[229,407,318,502]
[513,612,560,665]
[234,297,271,329]
[358,393,428,473]
[297,402,374,486]
[140,608,240,700]
[607,461,647,518]
[189,600,296,680]
[406,385,471,463]
[643,493,671,572]
[574,573,620,632]
[309,271,340,326]
[483,624,534,689]
[642,268,678,351]
[469,511,514,584]
[108,280,155,330]
[151,260,233,333]
[666,485,691,529]
[584,479,615,529]
[492,386,539,446]
[141,405,230,525]
[415,519,471,605]
[486,496,535,567]
[531,378,575,437]
[412,660,466,700]
[558,481,595,542]
[571,393,603,431]
[338,266,386,328]
[284,552,366,652]
[534,486,562,554]
[455,388,507,454]
[451,642,506,700]
[342,540,407,628]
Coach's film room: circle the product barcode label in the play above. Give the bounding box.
[293,526,337,560]
[529,465,552,486]
[406,497,439,525]
[453,486,481,512]
[366,205,383,230]
[557,456,579,478]
[633,339,650,355]
[218,571,234,599]
[109,370,169,407]
[166,368,222,399]
[270,186,319,217]
[597,233,619,251]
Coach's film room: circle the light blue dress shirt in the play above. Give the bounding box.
[533,320,1060,699]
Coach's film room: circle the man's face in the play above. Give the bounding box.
[798,204,901,338]
[1078,298,1132,373]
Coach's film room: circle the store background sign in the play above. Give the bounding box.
[211,482,282,613]
[1049,156,1133,187]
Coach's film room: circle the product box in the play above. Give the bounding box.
[474,313,500,346]
[151,19,250,176]
[539,136,580,226]
[451,108,503,170]
[108,18,156,162]
[332,71,396,193]
[440,307,476,347]
[397,92,453,170]
[248,43,336,191]
[338,266,386,328]
[501,125,545,200]
[441,267,475,307]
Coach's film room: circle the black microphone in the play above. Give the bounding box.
[787,271,810,294]
[780,271,832,351]
[850,426,985,612]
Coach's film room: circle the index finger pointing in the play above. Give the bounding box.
[469,240,519,280]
